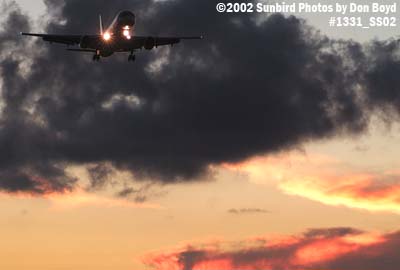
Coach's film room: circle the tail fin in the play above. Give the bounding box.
[99,15,104,35]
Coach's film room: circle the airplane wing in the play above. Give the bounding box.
[128,36,203,50]
[20,33,98,45]
[21,33,203,51]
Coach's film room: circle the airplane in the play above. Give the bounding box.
[21,10,203,62]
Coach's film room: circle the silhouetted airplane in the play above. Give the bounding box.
[21,10,203,62]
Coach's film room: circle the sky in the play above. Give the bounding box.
[1,0,400,270]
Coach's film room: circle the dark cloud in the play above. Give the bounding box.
[365,40,400,116]
[144,227,400,270]
[0,0,399,193]
[116,187,135,197]
[87,163,114,190]
[115,181,164,203]
[303,227,363,238]
[228,208,269,214]
[178,249,208,270]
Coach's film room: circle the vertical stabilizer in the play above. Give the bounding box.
[99,15,104,35]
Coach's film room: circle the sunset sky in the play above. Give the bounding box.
[1,1,400,270]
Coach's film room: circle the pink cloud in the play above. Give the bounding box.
[143,227,395,270]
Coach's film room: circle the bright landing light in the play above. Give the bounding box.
[123,25,132,39]
[123,30,131,40]
[103,32,111,41]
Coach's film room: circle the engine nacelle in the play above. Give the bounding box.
[144,37,156,50]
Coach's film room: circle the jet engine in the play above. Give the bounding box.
[80,35,95,49]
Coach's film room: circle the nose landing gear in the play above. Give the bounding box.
[92,55,101,61]
[128,51,136,62]
[92,50,101,62]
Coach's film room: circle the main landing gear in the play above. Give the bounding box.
[128,51,136,62]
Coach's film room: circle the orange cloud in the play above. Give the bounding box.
[223,153,400,213]
[280,172,400,213]
[143,227,392,270]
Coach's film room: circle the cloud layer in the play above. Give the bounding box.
[281,171,400,213]
[225,153,400,213]
[0,0,399,193]
[143,227,400,270]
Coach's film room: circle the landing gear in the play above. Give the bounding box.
[128,51,136,62]
[92,50,101,62]
[92,54,100,61]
